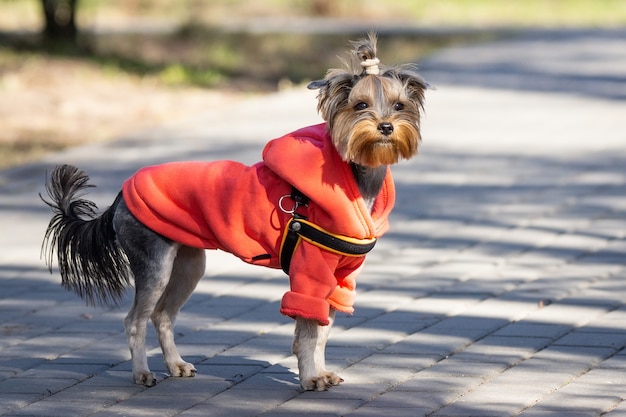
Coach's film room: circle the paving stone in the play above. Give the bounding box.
[0,394,44,415]
[416,359,509,379]
[179,387,300,417]
[355,353,439,372]
[432,346,619,416]
[141,375,233,398]
[352,310,440,334]
[523,301,615,327]
[362,389,454,411]
[425,315,509,333]
[381,328,487,356]
[44,383,142,405]
[493,322,572,339]
[553,330,626,349]
[396,374,485,396]
[327,325,408,350]
[518,412,600,417]
[315,345,378,369]
[399,293,487,317]
[336,362,415,393]
[193,363,266,382]
[603,400,626,416]
[0,377,78,395]
[0,357,48,375]
[450,336,553,365]
[431,383,547,417]
[345,405,432,417]
[87,395,208,417]
[519,367,625,415]
[259,397,363,416]
[231,371,301,390]
[3,399,107,417]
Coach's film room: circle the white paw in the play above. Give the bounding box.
[168,361,197,378]
[301,371,344,391]
[134,370,157,387]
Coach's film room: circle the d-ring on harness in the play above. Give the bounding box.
[279,187,377,274]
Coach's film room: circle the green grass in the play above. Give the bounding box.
[0,140,67,168]
[75,0,626,27]
[3,0,625,32]
[402,0,626,27]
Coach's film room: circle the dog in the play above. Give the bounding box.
[41,33,428,391]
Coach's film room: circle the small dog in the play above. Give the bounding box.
[41,34,428,391]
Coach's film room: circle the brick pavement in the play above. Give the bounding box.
[1,29,625,416]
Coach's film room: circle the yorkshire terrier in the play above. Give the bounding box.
[41,33,428,391]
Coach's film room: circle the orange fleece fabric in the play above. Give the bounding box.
[122,123,395,325]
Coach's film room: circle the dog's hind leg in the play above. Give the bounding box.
[125,241,179,386]
[152,245,205,378]
[114,201,180,386]
[293,307,343,391]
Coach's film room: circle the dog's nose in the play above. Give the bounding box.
[378,122,394,136]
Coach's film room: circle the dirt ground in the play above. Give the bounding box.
[0,54,242,169]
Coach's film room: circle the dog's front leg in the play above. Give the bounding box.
[293,307,343,391]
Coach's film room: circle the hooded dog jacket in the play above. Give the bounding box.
[122,123,395,325]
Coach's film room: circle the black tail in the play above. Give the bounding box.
[41,164,130,306]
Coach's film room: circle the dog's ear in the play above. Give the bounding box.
[307,79,327,90]
[395,68,430,110]
[309,71,355,122]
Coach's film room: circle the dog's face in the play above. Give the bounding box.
[309,35,428,168]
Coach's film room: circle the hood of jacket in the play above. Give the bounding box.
[262,123,395,239]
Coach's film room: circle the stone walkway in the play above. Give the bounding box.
[1,29,625,416]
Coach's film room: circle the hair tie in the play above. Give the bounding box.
[360,58,380,75]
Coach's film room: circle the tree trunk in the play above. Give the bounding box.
[311,0,336,16]
[42,0,78,42]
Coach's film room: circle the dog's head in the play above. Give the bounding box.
[308,33,429,168]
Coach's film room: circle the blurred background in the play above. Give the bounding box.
[1,0,625,169]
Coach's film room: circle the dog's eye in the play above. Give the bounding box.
[354,102,368,111]
[394,102,405,111]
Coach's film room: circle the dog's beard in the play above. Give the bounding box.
[332,115,420,167]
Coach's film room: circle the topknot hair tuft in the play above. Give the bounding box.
[350,32,380,75]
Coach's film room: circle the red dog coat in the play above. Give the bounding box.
[122,123,395,325]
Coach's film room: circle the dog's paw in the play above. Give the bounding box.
[168,361,197,378]
[134,371,158,387]
[301,371,344,391]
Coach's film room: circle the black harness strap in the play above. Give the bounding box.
[280,188,377,274]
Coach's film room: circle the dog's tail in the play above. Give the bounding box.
[41,164,130,306]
